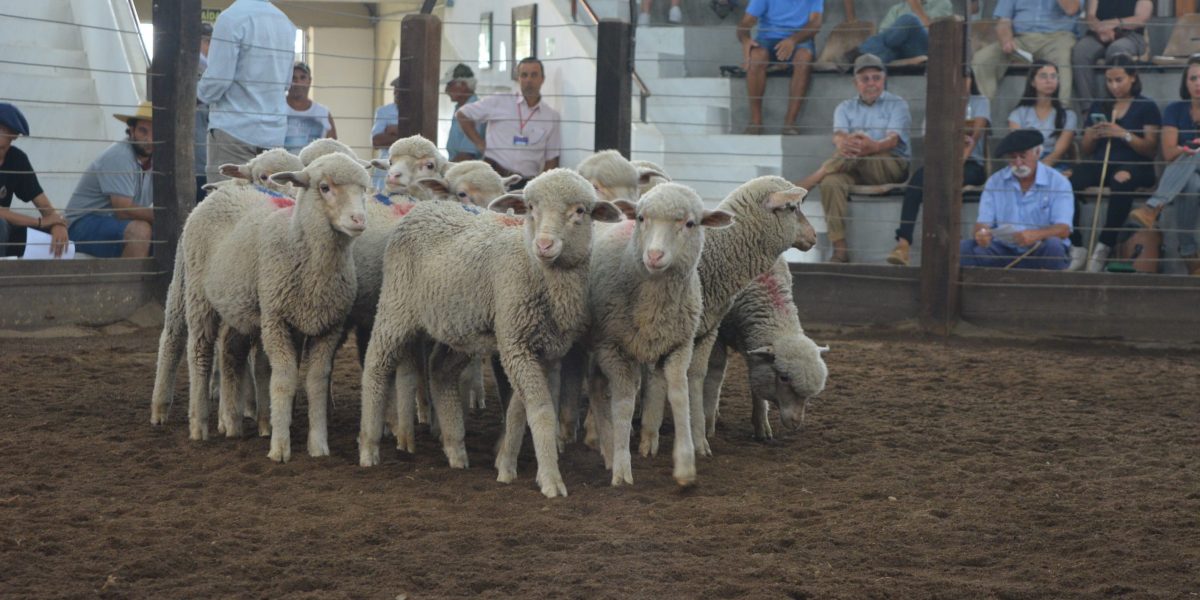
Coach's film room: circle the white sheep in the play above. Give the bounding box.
[639,176,817,458]
[200,148,303,196]
[370,134,446,200]
[580,182,733,487]
[709,257,828,440]
[630,159,672,198]
[577,149,643,203]
[150,153,369,463]
[432,160,521,207]
[358,168,623,498]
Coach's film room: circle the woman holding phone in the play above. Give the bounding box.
[1068,54,1160,272]
[1008,61,1077,174]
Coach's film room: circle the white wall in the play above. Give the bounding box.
[308,26,376,159]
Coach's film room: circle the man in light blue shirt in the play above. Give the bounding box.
[848,0,955,65]
[370,77,404,190]
[736,0,823,134]
[961,129,1073,269]
[972,0,1081,103]
[444,64,485,162]
[197,0,296,183]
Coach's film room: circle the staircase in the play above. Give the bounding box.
[0,0,147,214]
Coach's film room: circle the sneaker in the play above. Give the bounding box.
[637,11,650,25]
[741,123,764,135]
[668,5,682,23]
[1183,253,1200,276]
[886,240,910,266]
[829,239,849,263]
[1127,204,1161,229]
[1068,245,1088,271]
[1086,242,1110,273]
[780,124,803,135]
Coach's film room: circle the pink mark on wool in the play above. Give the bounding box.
[617,219,636,237]
[269,197,295,210]
[391,202,415,217]
[496,214,524,227]
[756,272,789,312]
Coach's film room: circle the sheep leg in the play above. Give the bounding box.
[150,257,187,425]
[461,356,485,413]
[216,325,253,438]
[210,357,223,433]
[494,387,526,484]
[184,304,219,442]
[705,343,733,434]
[557,344,586,448]
[260,318,300,463]
[503,349,566,498]
[430,348,472,468]
[588,364,614,470]
[546,360,564,453]
[752,393,773,441]
[251,344,271,437]
[392,353,415,453]
[689,332,719,457]
[595,348,637,486]
[638,367,667,458]
[301,331,340,458]
[359,317,408,466]
[663,346,697,487]
[415,340,432,425]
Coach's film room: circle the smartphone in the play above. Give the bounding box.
[1090,113,1108,124]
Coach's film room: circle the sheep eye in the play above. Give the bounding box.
[575,206,585,215]
[319,183,331,193]
[685,220,695,229]
[636,215,644,223]
[259,174,268,181]
[457,191,468,198]
[779,374,791,383]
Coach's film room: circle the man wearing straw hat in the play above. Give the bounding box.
[960,129,1073,270]
[0,103,70,258]
[64,102,155,259]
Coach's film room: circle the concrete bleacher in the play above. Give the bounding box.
[632,0,1196,272]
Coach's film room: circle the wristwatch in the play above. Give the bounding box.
[1123,132,1133,143]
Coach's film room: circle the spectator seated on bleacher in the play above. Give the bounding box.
[1068,54,1160,272]
[1126,56,1200,276]
[736,0,823,134]
[961,129,1073,270]
[887,66,989,266]
[64,102,155,259]
[796,54,911,263]
[0,103,70,258]
[1072,0,1152,115]
[845,0,955,67]
[973,0,1080,105]
[1007,60,1077,174]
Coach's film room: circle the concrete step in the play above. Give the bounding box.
[642,77,732,107]
[0,44,91,76]
[643,103,729,134]
[0,0,74,22]
[0,5,83,52]
[635,51,687,79]
[0,72,98,104]
[634,25,685,57]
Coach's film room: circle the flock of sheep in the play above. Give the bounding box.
[148,136,830,498]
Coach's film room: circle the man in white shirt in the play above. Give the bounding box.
[284,62,337,153]
[456,57,561,187]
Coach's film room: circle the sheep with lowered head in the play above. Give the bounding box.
[639,175,816,458]
[631,159,672,198]
[358,168,623,498]
[150,153,369,463]
[709,256,828,439]
[574,182,733,487]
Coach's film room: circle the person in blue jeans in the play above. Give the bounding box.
[848,0,954,66]
[736,0,824,134]
[961,130,1074,270]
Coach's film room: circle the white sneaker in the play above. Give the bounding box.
[638,11,650,25]
[1068,246,1088,271]
[1086,242,1111,273]
[668,5,683,23]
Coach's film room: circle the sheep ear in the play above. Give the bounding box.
[817,345,830,355]
[764,186,808,210]
[270,171,310,189]
[488,192,528,215]
[590,200,624,223]
[357,158,374,170]
[637,168,669,185]
[700,209,735,229]
[200,183,219,193]
[220,163,251,180]
[501,174,523,190]
[747,346,777,361]
[370,158,390,171]
[416,177,450,196]
[611,199,638,220]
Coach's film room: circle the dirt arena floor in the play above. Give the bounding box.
[1,325,1198,599]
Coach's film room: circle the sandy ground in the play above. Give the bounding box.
[1,326,1198,599]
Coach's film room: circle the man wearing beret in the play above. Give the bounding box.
[961,129,1073,269]
[0,103,70,258]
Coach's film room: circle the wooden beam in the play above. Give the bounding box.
[397,14,441,141]
[151,0,200,296]
[594,19,632,156]
[918,17,966,335]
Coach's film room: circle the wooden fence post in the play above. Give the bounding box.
[919,18,966,335]
[595,19,632,156]
[398,14,441,141]
[151,0,199,293]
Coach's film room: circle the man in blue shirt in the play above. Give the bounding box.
[736,0,823,134]
[961,129,1073,269]
[972,0,1081,104]
[443,64,485,162]
[197,0,296,184]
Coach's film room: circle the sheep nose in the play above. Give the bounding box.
[646,250,665,267]
[536,238,554,252]
[351,213,366,227]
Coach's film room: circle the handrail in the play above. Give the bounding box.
[572,0,651,123]
[123,0,150,64]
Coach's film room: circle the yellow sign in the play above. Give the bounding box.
[201,8,221,25]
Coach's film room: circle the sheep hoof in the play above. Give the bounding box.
[150,407,166,426]
[223,417,243,438]
[267,438,291,463]
[216,419,226,435]
[696,438,713,457]
[674,473,698,488]
[307,434,330,458]
[537,471,568,498]
[611,461,634,487]
[257,419,271,437]
[673,461,697,487]
[188,422,209,441]
[359,444,380,467]
[395,431,416,454]
[496,467,517,484]
[444,445,469,469]
[638,431,660,457]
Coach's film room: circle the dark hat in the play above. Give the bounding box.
[995,129,1044,157]
[293,61,312,76]
[0,102,30,136]
[852,53,886,75]
[200,22,213,38]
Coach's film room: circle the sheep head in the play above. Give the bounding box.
[371,135,445,195]
[444,161,510,207]
[722,176,817,252]
[578,149,640,204]
[271,153,370,237]
[488,168,622,266]
[746,335,828,431]
[298,138,373,169]
[634,183,733,275]
[631,160,671,198]
[219,148,304,195]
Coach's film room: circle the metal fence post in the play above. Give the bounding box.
[398,14,441,141]
[595,19,632,156]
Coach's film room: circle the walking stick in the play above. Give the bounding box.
[1003,240,1043,270]
[1085,111,1117,265]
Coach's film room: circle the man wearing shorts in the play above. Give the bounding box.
[65,102,155,258]
[736,0,823,134]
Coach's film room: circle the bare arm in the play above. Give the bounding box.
[843,0,856,22]
[996,20,1015,52]
[372,106,403,149]
[457,112,487,153]
[1043,129,1075,167]
[542,157,559,172]
[1013,223,1071,246]
[325,114,338,140]
[110,194,155,224]
[1056,0,1080,16]
[31,193,68,257]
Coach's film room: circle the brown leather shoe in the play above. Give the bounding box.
[1184,253,1200,276]
[1127,204,1162,229]
[830,239,849,263]
[886,240,910,266]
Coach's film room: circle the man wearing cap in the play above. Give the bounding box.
[371,76,406,190]
[0,103,70,258]
[736,0,823,135]
[64,103,155,259]
[796,53,911,263]
[284,62,337,153]
[972,0,1080,104]
[197,0,296,184]
[961,129,1073,270]
[444,64,486,162]
[456,57,561,187]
